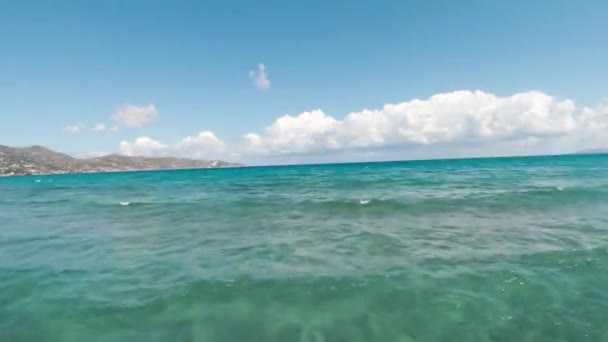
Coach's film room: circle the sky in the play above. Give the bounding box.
[1,0,607,164]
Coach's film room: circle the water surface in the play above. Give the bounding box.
[1,155,608,341]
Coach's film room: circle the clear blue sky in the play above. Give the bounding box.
[1,0,607,162]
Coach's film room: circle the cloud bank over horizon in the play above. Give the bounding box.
[115,90,608,162]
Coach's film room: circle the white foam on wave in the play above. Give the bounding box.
[119,201,131,206]
[34,179,42,183]
[359,199,371,205]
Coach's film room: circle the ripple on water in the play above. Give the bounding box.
[1,155,608,340]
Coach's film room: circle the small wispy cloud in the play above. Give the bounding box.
[63,124,83,134]
[112,104,158,128]
[249,63,271,91]
[93,123,106,132]
[63,103,154,136]
[64,122,120,134]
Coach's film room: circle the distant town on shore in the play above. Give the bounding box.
[0,145,240,176]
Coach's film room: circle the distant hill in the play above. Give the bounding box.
[573,148,608,155]
[0,145,240,176]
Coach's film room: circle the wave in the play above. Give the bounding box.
[310,186,603,209]
[7,184,608,216]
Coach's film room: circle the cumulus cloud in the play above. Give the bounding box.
[249,63,271,90]
[118,131,225,159]
[175,131,225,158]
[81,90,608,163]
[112,104,158,128]
[63,124,83,134]
[243,90,608,156]
[243,110,339,154]
[119,136,167,157]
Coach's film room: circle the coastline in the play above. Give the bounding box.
[0,164,244,178]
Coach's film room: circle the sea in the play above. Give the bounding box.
[1,154,608,341]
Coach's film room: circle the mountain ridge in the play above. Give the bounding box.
[0,145,240,176]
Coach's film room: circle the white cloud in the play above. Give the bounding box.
[249,63,271,91]
[64,122,121,134]
[78,90,608,164]
[63,124,83,134]
[243,90,608,156]
[79,151,108,158]
[176,131,225,158]
[119,136,167,157]
[118,131,225,159]
[112,104,158,128]
[243,110,338,154]
[93,123,106,132]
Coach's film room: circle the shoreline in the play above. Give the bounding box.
[0,165,244,178]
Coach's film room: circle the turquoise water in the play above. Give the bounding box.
[1,155,608,341]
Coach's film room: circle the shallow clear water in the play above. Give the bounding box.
[2,155,608,341]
